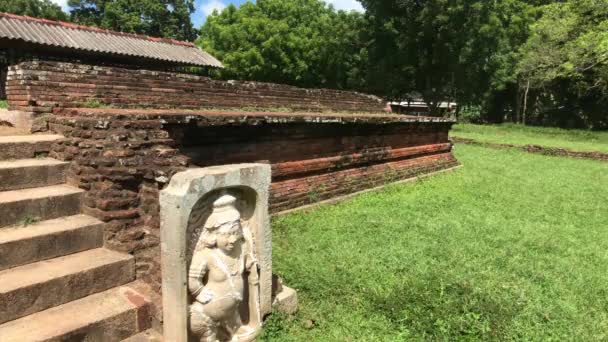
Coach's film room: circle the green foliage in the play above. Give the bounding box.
[0,100,8,109]
[19,216,40,227]
[452,123,608,153]
[0,0,68,21]
[458,105,483,124]
[83,99,106,108]
[516,0,608,128]
[67,0,197,41]
[197,0,368,90]
[307,182,327,204]
[269,144,608,341]
[360,0,541,116]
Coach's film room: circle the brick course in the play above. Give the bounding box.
[6,61,384,114]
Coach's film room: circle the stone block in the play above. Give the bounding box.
[273,286,298,315]
[160,164,271,342]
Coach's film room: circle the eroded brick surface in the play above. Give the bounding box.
[7,61,384,113]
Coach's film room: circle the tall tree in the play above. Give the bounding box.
[360,0,542,116]
[197,0,368,90]
[517,0,608,128]
[0,0,68,21]
[67,0,197,41]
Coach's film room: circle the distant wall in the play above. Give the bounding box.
[6,60,384,114]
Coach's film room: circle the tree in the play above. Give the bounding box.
[359,0,543,116]
[197,0,368,90]
[67,0,197,41]
[516,0,608,128]
[0,0,68,21]
[358,0,565,120]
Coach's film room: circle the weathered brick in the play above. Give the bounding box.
[10,60,459,320]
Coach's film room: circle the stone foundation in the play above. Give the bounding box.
[44,108,458,308]
[3,59,459,325]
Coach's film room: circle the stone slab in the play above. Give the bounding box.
[0,248,134,324]
[0,184,83,228]
[273,286,298,315]
[0,134,63,160]
[122,329,163,342]
[0,109,32,131]
[160,163,271,342]
[0,158,69,191]
[0,214,104,271]
[0,281,152,342]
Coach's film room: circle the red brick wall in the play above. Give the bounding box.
[46,109,458,300]
[5,59,458,319]
[169,119,457,212]
[6,60,384,114]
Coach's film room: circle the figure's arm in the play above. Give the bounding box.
[245,253,259,285]
[188,252,208,298]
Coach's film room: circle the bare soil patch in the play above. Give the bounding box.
[452,136,608,161]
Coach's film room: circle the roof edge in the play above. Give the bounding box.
[0,12,196,47]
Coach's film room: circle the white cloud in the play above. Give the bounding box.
[201,0,227,17]
[325,0,364,12]
[49,0,69,11]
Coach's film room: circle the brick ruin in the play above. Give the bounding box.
[4,60,459,322]
[6,61,383,113]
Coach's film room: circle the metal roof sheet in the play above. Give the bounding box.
[0,13,223,68]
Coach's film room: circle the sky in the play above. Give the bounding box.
[49,0,364,29]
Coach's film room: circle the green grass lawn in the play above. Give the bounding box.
[451,123,608,153]
[264,145,608,341]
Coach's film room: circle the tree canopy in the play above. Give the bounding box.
[67,0,197,41]
[359,0,547,116]
[197,0,368,90]
[516,0,608,128]
[0,0,68,21]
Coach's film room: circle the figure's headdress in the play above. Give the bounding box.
[204,194,241,233]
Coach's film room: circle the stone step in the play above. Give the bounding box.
[0,248,135,324]
[0,158,69,191]
[122,329,163,342]
[0,281,152,342]
[0,135,63,160]
[0,184,83,228]
[0,215,104,271]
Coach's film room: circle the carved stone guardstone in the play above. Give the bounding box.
[160,164,272,342]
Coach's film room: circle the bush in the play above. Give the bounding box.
[458,105,483,123]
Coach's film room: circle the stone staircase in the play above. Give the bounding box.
[0,134,154,341]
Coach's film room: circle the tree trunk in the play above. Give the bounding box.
[522,79,530,125]
[514,82,521,124]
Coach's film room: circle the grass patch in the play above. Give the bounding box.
[0,100,8,109]
[265,145,608,341]
[451,123,608,153]
[83,99,109,108]
[19,216,40,227]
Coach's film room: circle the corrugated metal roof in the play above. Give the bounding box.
[0,13,223,68]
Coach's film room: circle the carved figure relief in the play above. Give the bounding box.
[188,194,261,342]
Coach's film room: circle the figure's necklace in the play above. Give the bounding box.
[213,250,242,276]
